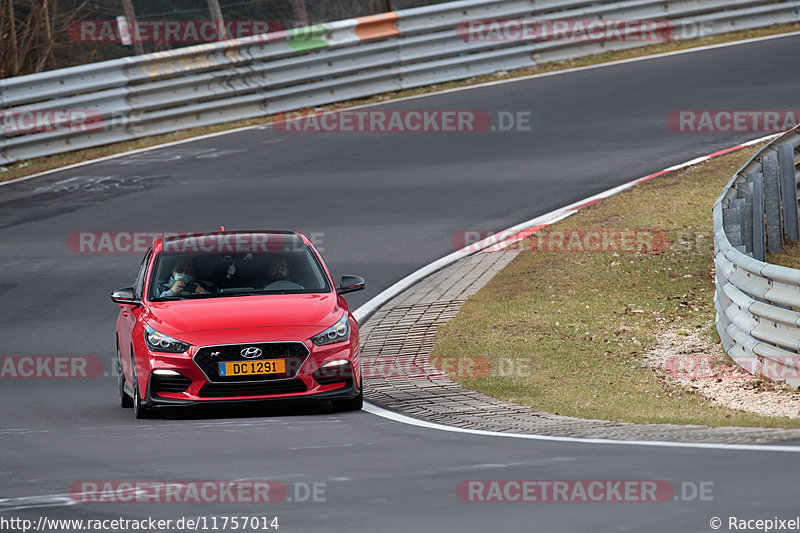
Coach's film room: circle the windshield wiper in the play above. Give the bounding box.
[152,293,218,301]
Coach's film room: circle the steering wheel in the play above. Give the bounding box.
[264,280,304,290]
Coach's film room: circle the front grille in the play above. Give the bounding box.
[151,372,192,395]
[198,379,308,398]
[194,342,309,383]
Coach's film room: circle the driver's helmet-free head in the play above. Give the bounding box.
[266,256,290,282]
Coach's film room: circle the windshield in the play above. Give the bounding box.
[148,245,332,301]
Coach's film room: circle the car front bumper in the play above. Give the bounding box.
[135,337,361,408]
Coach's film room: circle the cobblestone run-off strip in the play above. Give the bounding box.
[358,250,800,444]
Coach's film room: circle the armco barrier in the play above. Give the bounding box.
[714,126,800,387]
[2,0,800,164]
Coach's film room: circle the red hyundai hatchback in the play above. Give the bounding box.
[111,230,365,418]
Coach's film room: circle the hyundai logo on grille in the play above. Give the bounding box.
[240,347,263,359]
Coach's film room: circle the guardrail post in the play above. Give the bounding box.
[737,181,754,255]
[724,199,746,252]
[778,143,800,242]
[762,153,782,254]
[746,172,766,262]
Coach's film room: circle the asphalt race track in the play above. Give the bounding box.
[2,34,800,532]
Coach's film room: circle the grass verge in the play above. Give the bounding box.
[2,22,800,184]
[430,142,800,428]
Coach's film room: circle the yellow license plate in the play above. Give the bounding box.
[218,359,285,376]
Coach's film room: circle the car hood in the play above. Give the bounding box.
[144,293,342,337]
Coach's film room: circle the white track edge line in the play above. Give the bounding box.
[353,132,778,324]
[357,132,787,451]
[363,403,800,452]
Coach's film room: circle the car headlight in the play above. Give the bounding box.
[311,314,350,346]
[144,325,189,353]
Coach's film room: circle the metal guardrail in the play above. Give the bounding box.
[714,127,800,387]
[1,0,799,165]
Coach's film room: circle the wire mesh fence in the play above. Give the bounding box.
[0,0,444,78]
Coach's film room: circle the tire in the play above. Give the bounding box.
[118,342,132,408]
[331,384,363,412]
[131,353,153,419]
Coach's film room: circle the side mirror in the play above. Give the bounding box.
[337,275,366,295]
[111,287,141,306]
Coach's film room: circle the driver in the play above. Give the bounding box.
[158,258,216,297]
[263,256,303,290]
